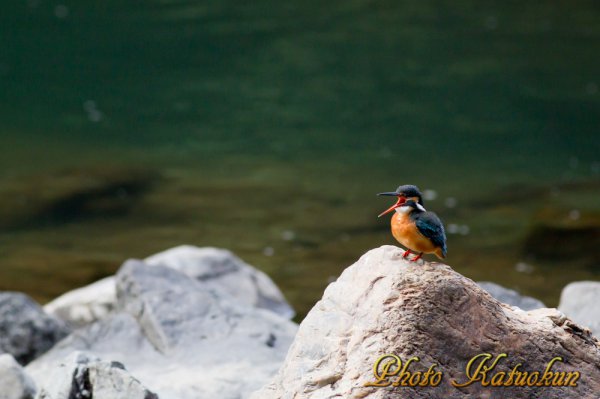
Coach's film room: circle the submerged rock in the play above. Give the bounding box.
[0,292,70,365]
[0,354,36,399]
[28,260,298,399]
[523,206,600,264]
[45,246,294,327]
[559,281,600,338]
[477,281,545,310]
[253,246,600,399]
[34,352,158,399]
[0,166,159,230]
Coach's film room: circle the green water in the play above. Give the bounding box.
[0,1,599,318]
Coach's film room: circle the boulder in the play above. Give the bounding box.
[43,277,115,329]
[477,281,545,310]
[44,246,294,327]
[28,260,298,399]
[144,246,295,319]
[559,281,600,337]
[0,292,70,364]
[252,246,600,399]
[34,352,157,399]
[0,354,36,399]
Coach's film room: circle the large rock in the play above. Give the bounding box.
[477,281,545,311]
[559,281,600,337]
[0,292,70,364]
[45,246,294,327]
[253,246,600,399]
[34,352,157,399]
[144,246,294,319]
[28,260,298,399]
[0,354,36,399]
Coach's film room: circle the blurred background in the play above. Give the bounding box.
[0,0,598,319]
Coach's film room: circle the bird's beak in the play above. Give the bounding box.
[377,194,406,218]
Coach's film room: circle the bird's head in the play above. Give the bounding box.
[377,185,424,218]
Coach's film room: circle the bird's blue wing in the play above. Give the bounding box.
[415,213,447,257]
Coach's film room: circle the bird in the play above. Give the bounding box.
[377,188,447,261]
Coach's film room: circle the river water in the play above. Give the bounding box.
[0,0,598,317]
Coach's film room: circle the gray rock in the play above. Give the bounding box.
[0,354,36,399]
[34,352,157,399]
[145,246,295,319]
[477,281,546,310]
[559,281,600,337]
[252,245,600,399]
[45,246,294,327]
[28,261,298,399]
[0,292,70,364]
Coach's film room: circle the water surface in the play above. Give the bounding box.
[0,0,599,317]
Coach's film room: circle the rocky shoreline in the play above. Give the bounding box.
[1,245,599,398]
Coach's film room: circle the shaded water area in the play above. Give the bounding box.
[0,0,599,318]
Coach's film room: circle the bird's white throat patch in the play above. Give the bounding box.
[396,206,412,214]
[396,203,427,213]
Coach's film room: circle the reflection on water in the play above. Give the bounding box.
[0,0,598,317]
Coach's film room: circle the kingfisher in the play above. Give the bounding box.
[377,187,447,262]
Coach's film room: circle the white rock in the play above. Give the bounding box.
[559,281,600,337]
[43,278,115,328]
[29,261,298,399]
[0,354,36,399]
[44,246,294,327]
[88,360,158,399]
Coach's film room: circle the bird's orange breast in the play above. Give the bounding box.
[391,211,440,255]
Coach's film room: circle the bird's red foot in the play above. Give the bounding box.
[411,252,423,262]
[402,249,412,259]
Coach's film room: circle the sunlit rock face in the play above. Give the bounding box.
[28,260,298,399]
[43,277,116,329]
[252,245,600,399]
